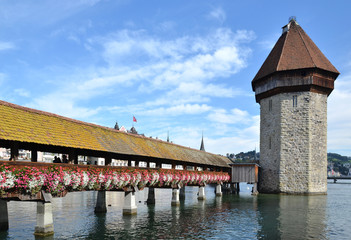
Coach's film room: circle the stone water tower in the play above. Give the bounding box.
[252,17,339,194]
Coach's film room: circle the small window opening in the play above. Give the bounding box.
[293,95,298,107]
[269,99,272,111]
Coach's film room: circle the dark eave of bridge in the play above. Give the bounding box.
[0,100,231,168]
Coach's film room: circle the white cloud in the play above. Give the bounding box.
[206,136,258,156]
[258,33,280,51]
[208,7,226,23]
[14,88,30,97]
[97,29,188,62]
[28,96,99,119]
[29,27,254,111]
[26,26,255,143]
[0,1,102,27]
[328,74,351,154]
[173,81,241,98]
[141,104,212,116]
[0,73,6,85]
[98,28,254,93]
[157,21,176,32]
[0,41,15,51]
[167,114,259,155]
[207,108,250,124]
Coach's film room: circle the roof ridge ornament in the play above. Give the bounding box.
[282,16,298,34]
[289,16,297,23]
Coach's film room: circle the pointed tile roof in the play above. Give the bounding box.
[252,19,339,85]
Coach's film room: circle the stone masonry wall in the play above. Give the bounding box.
[259,95,281,193]
[308,92,327,193]
[259,91,328,194]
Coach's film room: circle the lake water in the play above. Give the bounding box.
[1,181,351,239]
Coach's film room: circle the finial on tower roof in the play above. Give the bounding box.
[289,16,297,23]
[283,16,298,33]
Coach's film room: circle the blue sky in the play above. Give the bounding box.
[0,0,350,156]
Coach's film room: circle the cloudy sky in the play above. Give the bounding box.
[0,0,350,156]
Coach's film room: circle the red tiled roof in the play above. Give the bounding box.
[0,100,231,168]
[252,20,339,84]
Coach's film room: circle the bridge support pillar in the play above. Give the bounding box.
[171,189,180,206]
[0,200,9,231]
[230,183,240,194]
[34,201,54,236]
[146,188,156,204]
[252,183,258,195]
[94,190,107,213]
[123,192,137,215]
[180,186,185,200]
[215,184,222,196]
[198,186,206,200]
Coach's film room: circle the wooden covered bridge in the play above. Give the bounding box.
[0,100,232,236]
[0,100,230,170]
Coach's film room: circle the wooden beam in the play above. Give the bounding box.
[31,148,38,162]
[105,156,112,166]
[10,142,19,161]
[155,161,161,169]
[69,149,78,164]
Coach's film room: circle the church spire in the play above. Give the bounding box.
[114,121,119,130]
[200,132,205,151]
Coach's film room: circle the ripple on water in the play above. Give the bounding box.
[2,184,351,239]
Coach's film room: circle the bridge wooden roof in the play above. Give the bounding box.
[0,100,231,168]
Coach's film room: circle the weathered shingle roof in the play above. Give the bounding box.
[252,19,339,84]
[0,100,231,167]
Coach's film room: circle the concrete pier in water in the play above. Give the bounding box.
[171,188,180,206]
[215,184,222,196]
[147,188,156,204]
[0,200,8,231]
[34,201,54,236]
[180,186,186,200]
[94,190,107,213]
[123,192,137,215]
[198,186,206,200]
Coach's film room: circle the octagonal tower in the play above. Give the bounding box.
[252,18,339,194]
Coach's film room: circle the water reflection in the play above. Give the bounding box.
[257,194,327,239]
[3,184,351,239]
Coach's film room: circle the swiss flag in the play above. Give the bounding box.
[133,116,137,122]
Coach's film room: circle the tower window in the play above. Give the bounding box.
[269,99,272,111]
[293,95,298,107]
